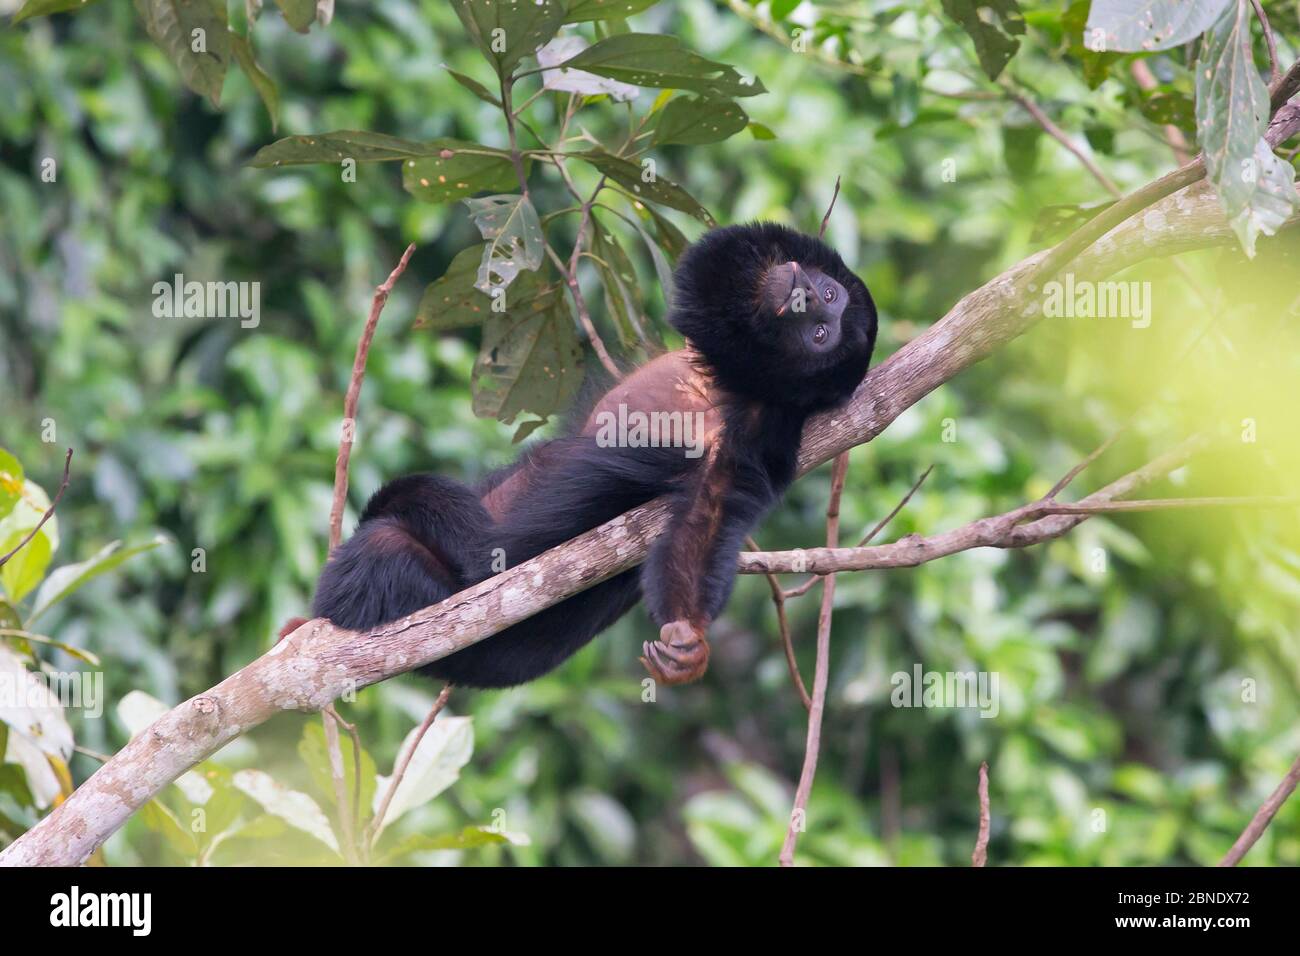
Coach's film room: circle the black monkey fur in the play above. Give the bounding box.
[311,222,877,688]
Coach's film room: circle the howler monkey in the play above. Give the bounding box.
[311,222,878,688]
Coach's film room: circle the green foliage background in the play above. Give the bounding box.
[1,0,1299,865]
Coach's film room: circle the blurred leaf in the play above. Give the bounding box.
[133,0,230,107]
[0,449,23,517]
[229,33,280,130]
[1031,199,1117,243]
[140,798,198,858]
[298,721,378,823]
[274,0,314,33]
[12,0,103,25]
[233,768,340,853]
[376,824,527,864]
[0,529,51,605]
[29,535,167,623]
[0,645,74,760]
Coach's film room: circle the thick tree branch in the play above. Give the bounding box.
[3,158,1296,867]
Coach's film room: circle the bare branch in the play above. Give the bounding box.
[972,761,990,867]
[780,451,848,867]
[0,449,72,570]
[1006,88,1119,197]
[1250,0,1281,86]
[328,244,416,550]
[819,175,842,238]
[1218,752,1300,866]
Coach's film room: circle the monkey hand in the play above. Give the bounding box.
[640,620,710,685]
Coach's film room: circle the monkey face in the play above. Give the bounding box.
[761,261,849,355]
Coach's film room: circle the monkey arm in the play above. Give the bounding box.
[639,407,798,684]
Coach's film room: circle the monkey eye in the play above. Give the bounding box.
[813,324,828,344]
[822,285,836,303]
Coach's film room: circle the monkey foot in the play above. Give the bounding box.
[640,620,710,685]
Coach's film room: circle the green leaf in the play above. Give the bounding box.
[553,33,766,98]
[298,721,378,823]
[273,0,314,32]
[140,798,199,859]
[370,716,474,835]
[471,271,585,425]
[1085,0,1230,52]
[462,194,546,293]
[229,33,279,130]
[1002,125,1041,178]
[450,0,565,77]
[0,529,51,605]
[403,148,521,204]
[28,534,166,623]
[251,131,485,166]
[563,0,660,22]
[579,149,715,224]
[589,220,644,347]
[414,245,497,330]
[653,97,748,146]
[940,0,1025,80]
[375,825,526,864]
[1196,0,1298,255]
[638,202,689,259]
[132,0,231,108]
[0,448,22,518]
[444,66,502,107]
[232,768,339,853]
[11,0,102,25]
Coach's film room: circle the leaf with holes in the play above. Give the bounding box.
[472,274,584,424]
[133,0,230,107]
[1085,0,1230,52]
[463,194,546,294]
[940,0,1025,80]
[1196,0,1297,255]
[653,97,748,146]
[554,34,766,98]
[579,150,714,224]
[404,148,521,204]
[451,0,565,77]
[415,245,496,330]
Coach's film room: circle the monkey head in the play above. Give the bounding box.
[668,222,878,410]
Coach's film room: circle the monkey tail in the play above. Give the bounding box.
[310,474,493,632]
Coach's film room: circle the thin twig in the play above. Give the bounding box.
[783,465,933,600]
[779,452,848,867]
[972,761,990,867]
[0,449,71,569]
[1218,752,1300,866]
[1006,88,1119,197]
[819,175,842,238]
[366,684,455,847]
[328,244,417,550]
[1045,431,1123,500]
[1250,0,1281,86]
[748,535,811,711]
[1131,60,1192,166]
[323,242,417,864]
